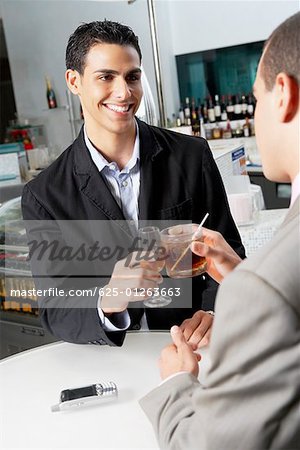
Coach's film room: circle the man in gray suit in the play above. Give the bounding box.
[140,12,300,450]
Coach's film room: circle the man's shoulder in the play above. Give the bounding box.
[234,211,299,310]
[241,206,298,273]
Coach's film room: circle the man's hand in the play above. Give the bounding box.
[101,252,163,314]
[191,227,242,284]
[180,310,213,349]
[159,326,200,380]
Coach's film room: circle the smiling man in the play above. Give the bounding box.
[21,21,244,346]
[66,41,143,164]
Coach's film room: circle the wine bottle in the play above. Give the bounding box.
[233,94,242,120]
[191,99,200,136]
[179,103,185,125]
[222,119,232,139]
[221,96,228,121]
[176,116,182,127]
[184,97,191,125]
[241,95,248,118]
[226,95,234,121]
[191,98,198,121]
[199,113,206,139]
[46,77,57,109]
[214,94,221,122]
[247,93,255,118]
[202,98,209,124]
[243,117,251,137]
[207,96,216,123]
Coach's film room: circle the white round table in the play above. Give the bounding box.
[0,331,210,449]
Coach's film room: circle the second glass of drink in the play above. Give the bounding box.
[137,226,172,307]
[160,223,207,278]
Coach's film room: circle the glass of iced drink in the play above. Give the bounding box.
[160,223,207,278]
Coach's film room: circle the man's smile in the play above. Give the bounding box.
[103,103,134,114]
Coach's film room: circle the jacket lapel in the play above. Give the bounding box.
[137,119,163,220]
[72,127,133,236]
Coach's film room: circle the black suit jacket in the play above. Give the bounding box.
[22,119,245,345]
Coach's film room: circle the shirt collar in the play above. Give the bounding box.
[290,172,300,207]
[83,123,140,174]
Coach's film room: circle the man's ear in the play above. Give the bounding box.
[65,69,81,95]
[275,72,299,122]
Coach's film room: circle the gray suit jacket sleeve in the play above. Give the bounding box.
[140,202,300,450]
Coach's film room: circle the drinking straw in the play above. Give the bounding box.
[170,212,209,272]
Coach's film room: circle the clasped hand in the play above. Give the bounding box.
[159,325,201,380]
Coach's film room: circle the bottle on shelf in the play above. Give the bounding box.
[184,97,191,125]
[235,122,244,138]
[222,119,232,139]
[233,94,242,120]
[179,103,185,125]
[176,116,182,127]
[201,98,209,124]
[214,94,221,122]
[190,98,197,120]
[243,117,251,137]
[221,96,228,121]
[205,126,212,140]
[45,76,57,109]
[226,95,234,121]
[241,94,248,118]
[199,113,206,139]
[247,93,255,118]
[212,122,222,139]
[191,99,200,136]
[207,96,216,123]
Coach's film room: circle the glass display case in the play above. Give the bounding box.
[0,197,57,359]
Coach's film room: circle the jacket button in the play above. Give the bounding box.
[132,324,141,330]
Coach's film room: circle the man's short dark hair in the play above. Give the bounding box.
[261,12,300,91]
[66,20,142,74]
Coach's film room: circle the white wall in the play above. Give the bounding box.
[167,0,299,55]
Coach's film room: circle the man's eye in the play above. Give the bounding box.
[127,74,141,82]
[99,75,113,81]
